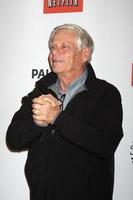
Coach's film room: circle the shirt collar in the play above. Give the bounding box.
[55,67,88,95]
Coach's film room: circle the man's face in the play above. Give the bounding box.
[48,29,89,75]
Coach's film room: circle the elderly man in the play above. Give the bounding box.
[6,24,123,200]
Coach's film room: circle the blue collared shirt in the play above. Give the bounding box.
[49,68,88,110]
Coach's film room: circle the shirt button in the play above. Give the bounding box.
[51,129,55,136]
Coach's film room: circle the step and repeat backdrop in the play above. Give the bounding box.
[0,0,133,199]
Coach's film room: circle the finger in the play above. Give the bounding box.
[32,98,41,104]
[32,108,40,115]
[32,103,42,110]
[32,96,45,104]
[43,97,56,107]
[32,114,45,121]
[43,94,58,107]
[58,100,62,105]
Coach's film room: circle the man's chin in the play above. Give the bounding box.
[52,69,63,74]
[52,65,64,73]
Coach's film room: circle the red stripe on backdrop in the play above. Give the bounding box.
[132,64,133,86]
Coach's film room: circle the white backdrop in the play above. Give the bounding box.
[0,0,133,199]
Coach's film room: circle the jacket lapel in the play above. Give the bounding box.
[85,63,98,91]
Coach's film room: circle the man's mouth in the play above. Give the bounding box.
[53,59,63,63]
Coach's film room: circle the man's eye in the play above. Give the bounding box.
[50,46,55,50]
[62,45,69,49]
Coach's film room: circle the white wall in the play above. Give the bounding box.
[0,0,133,199]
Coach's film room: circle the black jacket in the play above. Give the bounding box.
[6,64,123,200]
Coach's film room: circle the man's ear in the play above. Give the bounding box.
[82,48,91,63]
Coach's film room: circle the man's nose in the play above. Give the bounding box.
[51,46,62,55]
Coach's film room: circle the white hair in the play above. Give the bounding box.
[48,23,94,54]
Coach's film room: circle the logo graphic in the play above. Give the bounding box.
[130,141,133,163]
[131,63,133,86]
[32,68,50,79]
[43,0,83,14]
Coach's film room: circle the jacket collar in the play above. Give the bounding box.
[85,63,98,90]
[36,63,98,93]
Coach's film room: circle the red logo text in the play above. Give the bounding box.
[43,0,83,14]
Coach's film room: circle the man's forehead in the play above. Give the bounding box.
[54,29,77,38]
[52,30,77,43]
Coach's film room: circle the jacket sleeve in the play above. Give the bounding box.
[6,87,47,151]
[54,85,123,158]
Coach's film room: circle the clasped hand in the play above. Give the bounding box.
[32,94,61,126]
